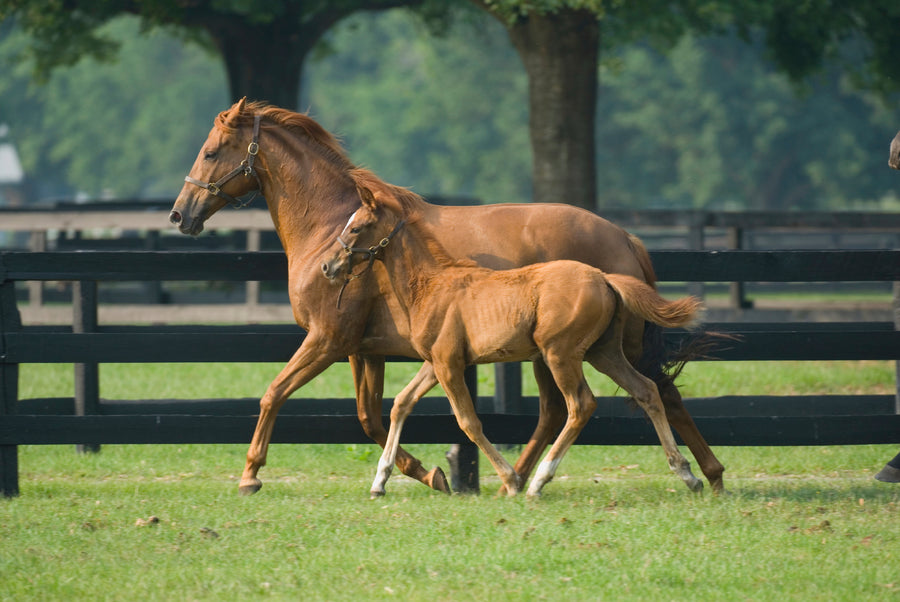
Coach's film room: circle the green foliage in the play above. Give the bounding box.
[1,8,898,206]
[0,16,228,198]
[306,11,531,202]
[595,34,899,209]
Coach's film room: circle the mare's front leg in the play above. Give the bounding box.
[350,356,449,493]
[370,363,440,497]
[239,333,346,495]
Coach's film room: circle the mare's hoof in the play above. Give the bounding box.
[238,479,263,496]
[369,490,386,500]
[425,466,451,494]
[874,464,900,483]
[687,477,704,493]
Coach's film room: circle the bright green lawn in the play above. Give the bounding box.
[4,360,899,601]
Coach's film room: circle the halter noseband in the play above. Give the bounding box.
[184,114,262,208]
[335,218,406,309]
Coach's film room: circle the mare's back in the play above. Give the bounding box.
[425,202,646,279]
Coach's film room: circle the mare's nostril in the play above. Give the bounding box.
[169,210,182,225]
[322,263,329,274]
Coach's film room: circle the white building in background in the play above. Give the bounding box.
[0,124,25,207]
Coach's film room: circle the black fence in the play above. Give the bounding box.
[2,249,900,497]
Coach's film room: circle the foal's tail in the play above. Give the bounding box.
[604,273,703,329]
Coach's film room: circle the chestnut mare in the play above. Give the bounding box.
[322,190,704,497]
[170,99,725,495]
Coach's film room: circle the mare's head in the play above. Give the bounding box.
[171,97,264,235]
[321,186,404,282]
[890,129,900,170]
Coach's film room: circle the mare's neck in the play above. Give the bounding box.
[257,128,358,257]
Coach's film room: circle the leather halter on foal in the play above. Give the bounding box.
[334,218,406,309]
[184,114,263,208]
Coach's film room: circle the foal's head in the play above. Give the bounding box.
[321,187,404,282]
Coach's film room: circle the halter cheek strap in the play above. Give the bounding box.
[335,219,406,309]
[184,114,263,208]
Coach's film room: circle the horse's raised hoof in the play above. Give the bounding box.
[424,466,450,494]
[238,479,263,496]
[874,464,900,483]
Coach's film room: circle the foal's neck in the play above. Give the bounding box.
[382,221,473,302]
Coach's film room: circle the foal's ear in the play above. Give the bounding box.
[224,97,247,127]
[356,184,377,209]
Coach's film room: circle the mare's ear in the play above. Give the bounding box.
[224,97,247,128]
[356,184,377,210]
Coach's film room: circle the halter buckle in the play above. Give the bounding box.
[247,141,259,156]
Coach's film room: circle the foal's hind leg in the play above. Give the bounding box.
[350,355,449,494]
[526,353,598,498]
[588,347,702,492]
[370,363,442,497]
[625,320,725,493]
[658,380,725,493]
[498,358,567,496]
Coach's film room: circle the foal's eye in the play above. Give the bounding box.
[350,227,361,234]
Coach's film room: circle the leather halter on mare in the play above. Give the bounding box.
[334,218,406,309]
[184,115,263,208]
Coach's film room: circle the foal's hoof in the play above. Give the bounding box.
[238,479,263,496]
[425,466,451,494]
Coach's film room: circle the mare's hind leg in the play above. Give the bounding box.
[432,356,522,496]
[526,353,598,498]
[588,346,702,493]
[350,355,449,494]
[498,358,567,496]
[370,363,443,497]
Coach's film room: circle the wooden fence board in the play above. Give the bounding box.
[3,413,899,447]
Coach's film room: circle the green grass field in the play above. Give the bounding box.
[3,360,899,600]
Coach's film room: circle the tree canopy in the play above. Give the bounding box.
[1,5,898,209]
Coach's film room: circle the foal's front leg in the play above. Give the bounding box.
[239,333,346,495]
[432,357,522,496]
[350,356,449,494]
[370,362,440,497]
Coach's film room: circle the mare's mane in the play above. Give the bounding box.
[216,101,355,172]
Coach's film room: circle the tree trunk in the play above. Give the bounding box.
[203,17,325,110]
[507,11,599,209]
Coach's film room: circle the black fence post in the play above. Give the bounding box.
[445,365,479,494]
[73,280,101,454]
[0,276,21,497]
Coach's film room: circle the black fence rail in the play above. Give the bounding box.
[2,250,900,497]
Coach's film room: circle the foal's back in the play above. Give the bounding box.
[410,259,619,365]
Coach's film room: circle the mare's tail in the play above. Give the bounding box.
[603,273,702,329]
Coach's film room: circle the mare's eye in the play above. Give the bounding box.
[204,150,218,161]
[350,227,361,234]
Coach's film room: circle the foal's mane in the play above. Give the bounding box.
[353,173,477,270]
